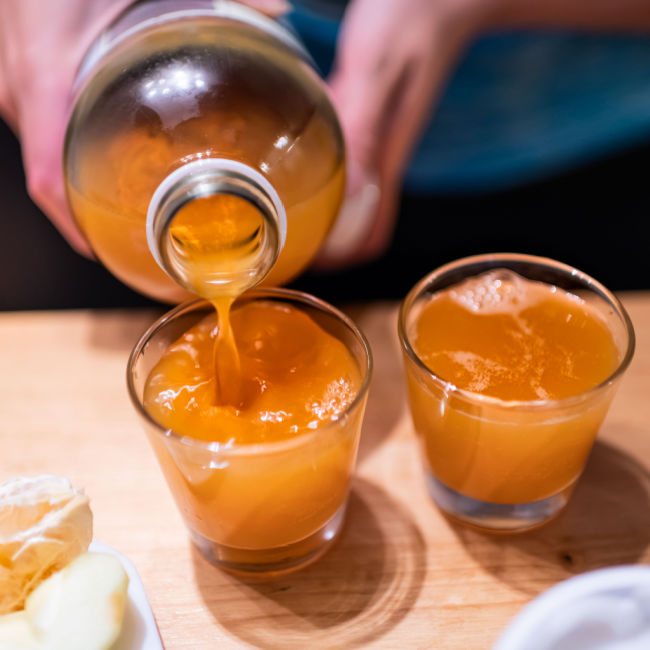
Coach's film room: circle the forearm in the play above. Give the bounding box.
[486,0,650,32]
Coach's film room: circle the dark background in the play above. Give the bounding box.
[1,117,649,311]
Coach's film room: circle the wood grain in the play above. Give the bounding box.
[1,294,648,649]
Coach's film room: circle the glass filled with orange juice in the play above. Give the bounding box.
[399,254,634,532]
[128,288,371,576]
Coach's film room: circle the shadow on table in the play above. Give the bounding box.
[450,439,650,597]
[342,302,408,463]
[191,477,426,649]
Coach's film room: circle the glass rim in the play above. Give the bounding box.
[127,287,373,454]
[398,252,636,410]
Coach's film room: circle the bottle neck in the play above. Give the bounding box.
[147,159,286,299]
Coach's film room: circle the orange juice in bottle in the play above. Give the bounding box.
[64,0,345,303]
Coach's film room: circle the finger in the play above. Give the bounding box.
[235,0,292,17]
[17,88,94,258]
[313,160,380,269]
[0,96,19,135]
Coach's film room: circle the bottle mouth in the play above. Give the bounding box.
[147,159,287,298]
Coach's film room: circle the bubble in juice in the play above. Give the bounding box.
[413,270,621,401]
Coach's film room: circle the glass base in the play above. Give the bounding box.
[190,502,347,577]
[426,474,571,533]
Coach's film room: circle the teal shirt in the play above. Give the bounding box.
[288,2,650,194]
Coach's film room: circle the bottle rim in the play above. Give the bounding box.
[146,158,287,296]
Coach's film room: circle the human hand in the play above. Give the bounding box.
[317,0,498,269]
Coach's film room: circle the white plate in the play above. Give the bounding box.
[89,541,164,650]
[493,565,650,650]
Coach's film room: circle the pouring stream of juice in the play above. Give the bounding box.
[167,192,271,407]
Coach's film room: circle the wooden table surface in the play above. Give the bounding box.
[1,294,649,649]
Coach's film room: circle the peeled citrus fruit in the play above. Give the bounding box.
[0,476,93,614]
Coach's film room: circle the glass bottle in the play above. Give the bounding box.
[64,0,345,302]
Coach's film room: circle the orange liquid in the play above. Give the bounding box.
[65,18,345,302]
[211,296,241,407]
[143,300,364,549]
[405,270,622,504]
[67,115,344,303]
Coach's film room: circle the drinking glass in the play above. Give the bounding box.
[398,253,635,532]
[128,288,371,575]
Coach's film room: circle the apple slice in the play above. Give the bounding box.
[0,552,129,650]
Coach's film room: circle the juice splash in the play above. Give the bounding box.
[144,300,362,444]
[404,270,624,505]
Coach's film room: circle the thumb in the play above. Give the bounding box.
[19,89,93,258]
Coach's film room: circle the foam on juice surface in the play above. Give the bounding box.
[448,269,538,314]
[413,270,620,401]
